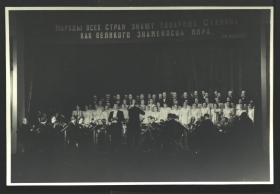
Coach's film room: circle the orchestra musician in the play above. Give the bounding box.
[186,117,197,151]
[37,116,49,152]
[108,103,125,152]
[17,118,34,153]
[67,116,79,152]
[77,117,87,151]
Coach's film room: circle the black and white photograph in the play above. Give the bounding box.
[6,6,273,185]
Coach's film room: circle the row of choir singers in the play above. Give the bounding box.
[72,102,255,125]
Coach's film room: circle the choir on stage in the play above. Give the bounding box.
[17,90,255,154]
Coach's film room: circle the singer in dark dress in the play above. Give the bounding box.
[127,103,145,146]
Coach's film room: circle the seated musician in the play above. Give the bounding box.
[140,116,155,152]
[198,113,214,152]
[17,118,34,153]
[65,117,77,152]
[140,99,146,110]
[76,117,87,151]
[72,105,82,120]
[217,117,230,133]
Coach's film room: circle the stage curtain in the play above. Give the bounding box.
[29,42,260,119]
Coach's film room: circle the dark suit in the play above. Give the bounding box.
[108,110,124,149]
[127,99,133,106]
[67,122,79,151]
[241,96,250,105]
[198,119,214,151]
[127,106,145,146]
[160,97,171,107]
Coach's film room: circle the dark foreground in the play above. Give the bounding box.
[11,146,270,183]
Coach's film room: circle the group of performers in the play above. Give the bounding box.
[17,90,255,154]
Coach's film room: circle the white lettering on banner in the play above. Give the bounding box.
[131,23,154,30]
[56,24,83,31]
[105,24,126,30]
[191,28,211,35]
[86,24,101,31]
[95,31,131,39]
[136,29,184,38]
[203,19,239,26]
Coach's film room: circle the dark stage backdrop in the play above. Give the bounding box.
[28,38,261,119]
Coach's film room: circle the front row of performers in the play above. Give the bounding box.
[18,103,254,154]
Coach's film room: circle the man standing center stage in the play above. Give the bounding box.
[108,103,124,152]
[127,102,145,147]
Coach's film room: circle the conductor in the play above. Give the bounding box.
[127,102,145,146]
